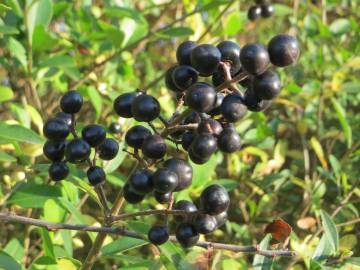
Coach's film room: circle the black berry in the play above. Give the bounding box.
[200,184,230,215]
[152,168,178,193]
[184,112,201,125]
[129,169,153,194]
[109,122,121,134]
[214,211,228,228]
[43,118,70,141]
[55,112,72,127]
[176,41,197,65]
[65,138,91,163]
[243,89,272,112]
[141,135,167,159]
[218,126,241,153]
[123,183,145,204]
[194,214,217,234]
[209,93,225,116]
[114,92,141,118]
[60,90,83,114]
[197,119,223,137]
[43,140,66,161]
[98,138,119,160]
[163,158,193,191]
[248,5,262,21]
[171,65,198,91]
[154,191,172,204]
[49,161,69,181]
[212,70,226,87]
[131,94,160,122]
[253,70,282,100]
[175,223,199,248]
[240,44,270,75]
[217,41,241,74]
[190,133,217,160]
[185,83,216,113]
[190,44,221,76]
[81,124,106,147]
[220,94,247,122]
[261,4,274,18]
[268,34,300,67]
[173,200,197,223]
[181,131,195,151]
[125,125,151,149]
[165,66,181,92]
[148,225,169,245]
[188,148,210,165]
[87,166,106,186]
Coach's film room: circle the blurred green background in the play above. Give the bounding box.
[0,0,360,269]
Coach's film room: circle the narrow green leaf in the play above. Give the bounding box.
[0,251,21,270]
[87,87,102,120]
[0,150,16,162]
[0,85,14,102]
[3,238,24,262]
[320,210,339,253]
[329,18,352,35]
[158,27,194,38]
[43,198,66,223]
[0,122,44,144]
[103,141,125,173]
[331,97,352,148]
[39,228,55,258]
[102,237,147,255]
[253,234,273,270]
[0,25,19,34]
[7,37,27,69]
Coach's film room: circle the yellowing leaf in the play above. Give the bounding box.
[310,137,328,170]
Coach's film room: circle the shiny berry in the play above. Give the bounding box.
[190,133,217,159]
[43,140,66,161]
[141,135,167,159]
[65,139,91,163]
[261,4,274,18]
[172,65,198,91]
[109,122,121,134]
[154,191,172,204]
[176,41,197,65]
[152,168,178,193]
[49,161,69,181]
[184,111,202,125]
[248,5,262,21]
[268,34,300,67]
[55,112,72,127]
[217,41,241,74]
[165,66,181,92]
[243,89,272,112]
[240,44,270,75]
[131,94,160,122]
[188,148,210,165]
[190,44,221,76]
[197,119,223,136]
[181,131,195,151]
[200,184,230,215]
[218,126,241,153]
[43,118,70,141]
[125,125,151,149]
[87,166,106,186]
[175,223,199,248]
[214,211,228,228]
[148,225,169,245]
[123,183,145,204]
[185,83,216,113]
[212,70,226,87]
[220,94,247,122]
[114,92,141,118]
[129,169,153,194]
[164,158,192,191]
[173,200,197,223]
[253,70,282,100]
[98,138,119,160]
[81,124,106,147]
[60,90,83,114]
[194,214,217,234]
[209,93,225,116]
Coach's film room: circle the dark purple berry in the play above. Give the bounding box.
[218,126,241,153]
[49,161,69,181]
[154,191,172,204]
[81,124,106,147]
[98,138,119,160]
[214,211,228,228]
[184,112,201,125]
[163,158,192,191]
[200,184,230,215]
[43,140,66,161]
[190,133,217,160]
[190,44,221,76]
[181,131,195,151]
[43,118,70,141]
[148,225,169,245]
[165,66,181,92]
[209,93,225,116]
[125,125,151,149]
[173,200,197,223]
[243,89,272,112]
[65,139,91,163]
[188,148,210,165]
[217,41,241,74]
[55,112,72,127]
[197,119,223,136]
[185,83,216,113]
[268,34,300,67]
[261,4,274,18]
[253,70,282,100]
[172,65,198,91]
[123,183,145,204]
[60,90,83,114]
[87,166,106,186]
[175,223,199,248]
[248,5,262,21]
[176,41,197,65]
[194,214,217,234]
[114,92,141,118]
[109,122,121,134]
[131,94,160,122]
[141,135,167,159]
[129,169,153,194]
[240,44,270,75]
[152,168,178,193]
[220,94,247,122]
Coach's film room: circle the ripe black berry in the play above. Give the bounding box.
[98,138,119,160]
[188,148,210,165]
[218,126,241,153]
[87,166,106,186]
[114,92,141,118]
[125,125,151,149]
[181,131,195,151]
[109,122,121,134]
[190,44,221,76]
[240,44,270,75]
[163,158,193,191]
[49,161,69,181]
[154,191,172,204]
[171,65,198,91]
[212,70,225,87]
[43,140,66,161]
[217,41,241,74]
[209,93,225,116]
[43,118,70,141]
[190,133,217,159]
[253,70,282,100]
[55,112,72,127]
[131,94,160,122]
[165,66,181,92]
[141,135,167,159]
[176,41,197,65]
[65,138,91,163]
[60,90,83,114]
[200,184,230,215]
[81,124,106,147]
[214,211,228,228]
[243,89,272,112]
[261,4,274,18]
[152,168,178,193]
[129,169,153,194]
[268,34,300,67]
[220,94,247,122]
[148,225,169,245]
[197,119,223,136]
[123,183,145,204]
[193,214,217,234]
[185,83,216,113]
[175,223,199,248]
[248,5,262,21]
[184,112,201,125]
[173,200,197,223]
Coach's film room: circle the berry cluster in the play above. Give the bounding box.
[43,91,119,185]
[148,184,229,247]
[248,0,274,21]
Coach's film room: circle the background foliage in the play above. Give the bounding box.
[0,0,360,269]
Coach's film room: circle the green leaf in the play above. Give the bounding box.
[158,27,194,38]
[272,4,293,15]
[6,0,23,17]
[331,97,352,148]
[3,238,24,263]
[191,153,218,188]
[87,87,102,120]
[345,257,360,266]
[7,183,62,208]
[320,210,339,253]
[329,18,351,35]
[102,237,148,255]
[0,85,14,102]
[0,150,16,162]
[253,234,273,270]
[43,198,66,223]
[7,37,27,69]
[39,228,55,258]
[0,251,21,270]
[26,0,53,45]
[0,25,19,35]
[69,176,101,207]
[32,25,58,51]
[0,122,44,144]
[207,179,239,191]
[225,12,243,36]
[312,234,333,262]
[40,55,76,68]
